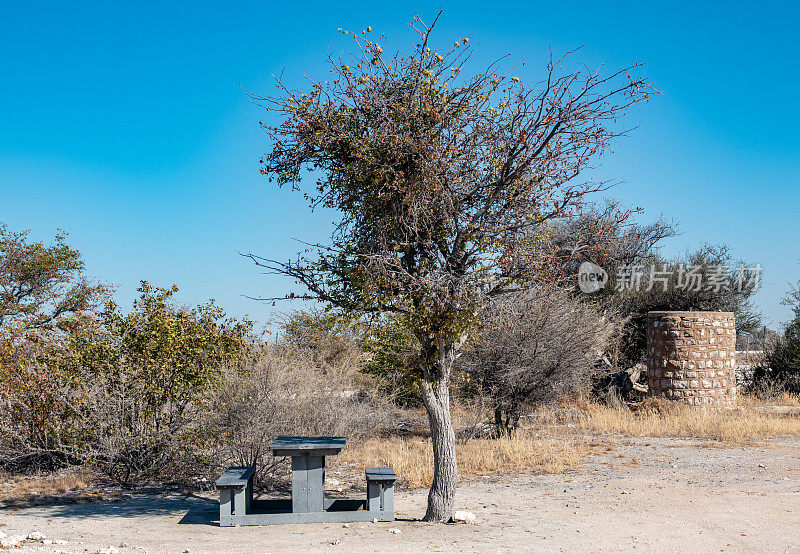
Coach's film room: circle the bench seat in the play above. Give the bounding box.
[365,466,397,482]
[216,466,255,526]
[365,466,396,515]
[216,466,255,488]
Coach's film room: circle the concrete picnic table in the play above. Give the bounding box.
[268,436,346,514]
[216,435,396,525]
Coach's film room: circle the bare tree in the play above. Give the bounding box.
[544,201,677,288]
[247,14,653,521]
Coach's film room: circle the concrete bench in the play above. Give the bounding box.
[365,467,396,516]
[215,466,255,526]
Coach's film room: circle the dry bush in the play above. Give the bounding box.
[0,283,250,482]
[339,432,589,488]
[212,342,393,487]
[458,288,618,431]
[0,347,231,483]
[277,309,365,378]
[743,373,800,405]
[0,358,214,482]
[0,360,85,472]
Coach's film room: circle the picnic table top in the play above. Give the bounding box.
[269,436,346,456]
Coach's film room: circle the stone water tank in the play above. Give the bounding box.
[646,311,737,407]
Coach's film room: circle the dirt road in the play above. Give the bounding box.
[2,436,799,553]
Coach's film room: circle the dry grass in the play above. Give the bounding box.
[5,398,800,502]
[739,391,800,407]
[0,468,105,506]
[339,433,590,488]
[339,398,800,489]
[546,400,800,444]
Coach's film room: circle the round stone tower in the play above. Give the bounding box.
[646,311,737,407]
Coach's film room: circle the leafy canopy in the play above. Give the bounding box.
[249,15,653,365]
[0,223,107,334]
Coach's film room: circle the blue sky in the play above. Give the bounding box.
[1,1,798,329]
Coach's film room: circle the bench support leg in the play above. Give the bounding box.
[383,484,394,515]
[246,476,253,513]
[367,482,380,512]
[367,482,395,514]
[233,486,247,517]
[219,488,233,526]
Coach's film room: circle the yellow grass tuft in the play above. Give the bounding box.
[340,433,589,488]
[739,392,800,407]
[560,401,800,444]
[0,469,98,505]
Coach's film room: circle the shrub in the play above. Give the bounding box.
[457,288,617,432]
[751,278,800,394]
[277,308,367,379]
[360,314,422,406]
[0,223,108,470]
[0,336,90,471]
[0,282,252,481]
[211,342,392,487]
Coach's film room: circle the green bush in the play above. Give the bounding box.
[360,314,422,406]
[0,282,252,481]
[755,281,800,393]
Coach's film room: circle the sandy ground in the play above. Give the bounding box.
[2,436,799,553]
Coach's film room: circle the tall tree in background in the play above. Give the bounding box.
[544,209,761,369]
[0,224,106,335]
[249,14,653,521]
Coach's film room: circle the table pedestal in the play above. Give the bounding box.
[291,455,325,513]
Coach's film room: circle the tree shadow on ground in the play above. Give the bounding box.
[7,492,418,528]
[6,493,220,525]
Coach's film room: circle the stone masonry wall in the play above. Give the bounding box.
[646,311,737,407]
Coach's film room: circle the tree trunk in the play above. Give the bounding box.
[494,407,503,428]
[420,375,457,522]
